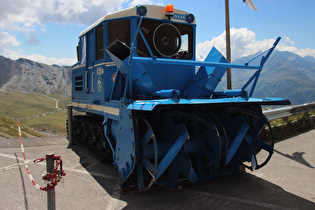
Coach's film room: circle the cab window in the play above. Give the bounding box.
[107,19,131,47]
[137,19,193,60]
[95,24,104,60]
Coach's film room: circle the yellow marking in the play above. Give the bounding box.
[105,62,116,67]
[88,62,116,69]
[72,102,120,116]
[72,64,86,70]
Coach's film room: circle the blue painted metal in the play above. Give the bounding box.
[125,16,145,100]
[113,104,135,183]
[131,56,261,69]
[138,30,154,57]
[70,5,291,191]
[137,5,147,16]
[141,123,158,178]
[156,125,189,179]
[244,113,274,170]
[156,89,180,98]
[186,47,229,98]
[127,97,290,112]
[188,167,200,183]
[103,120,115,156]
[226,120,249,165]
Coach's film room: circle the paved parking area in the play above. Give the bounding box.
[1,130,314,209]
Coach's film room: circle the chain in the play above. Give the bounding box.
[15,153,29,210]
[0,160,36,172]
[1,120,66,193]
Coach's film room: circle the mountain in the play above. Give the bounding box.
[304,55,315,65]
[230,50,315,105]
[0,56,71,97]
[1,50,314,105]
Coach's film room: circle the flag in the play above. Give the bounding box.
[243,0,257,11]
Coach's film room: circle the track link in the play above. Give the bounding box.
[71,115,113,162]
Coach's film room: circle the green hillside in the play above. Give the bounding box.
[0,89,71,138]
[231,51,315,105]
[0,115,43,138]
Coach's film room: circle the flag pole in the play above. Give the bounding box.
[225,0,232,90]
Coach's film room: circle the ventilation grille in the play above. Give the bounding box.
[75,76,83,91]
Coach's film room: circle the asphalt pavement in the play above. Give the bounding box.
[1,130,314,209]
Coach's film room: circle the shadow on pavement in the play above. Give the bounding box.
[69,144,315,210]
[69,145,121,194]
[274,149,314,169]
[118,173,315,209]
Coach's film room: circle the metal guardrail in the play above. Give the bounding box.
[263,102,315,120]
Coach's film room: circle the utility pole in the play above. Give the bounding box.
[225,0,232,90]
[225,0,257,90]
[46,153,55,210]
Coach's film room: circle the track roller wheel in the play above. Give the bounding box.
[95,128,105,151]
[88,126,96,145]
[77,122,88,142]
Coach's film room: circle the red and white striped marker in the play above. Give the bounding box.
[17,120,65,191]
[17,120,45,190]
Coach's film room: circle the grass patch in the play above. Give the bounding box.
[270,111,315,140]
[269,110,315,126]
[22,109,68,136]
[0,114,44,138]
[0,89,71,138]
[0,89,57,118]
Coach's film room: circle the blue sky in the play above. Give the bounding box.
[0,0,314,65]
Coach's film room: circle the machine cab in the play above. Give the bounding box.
[72,5,197,103]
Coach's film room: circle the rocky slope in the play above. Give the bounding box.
[0,56,71,97]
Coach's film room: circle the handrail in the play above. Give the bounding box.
[85,70,88,92]
[91,71,94,92]
[263,102,315,120]
[131,56,261,70]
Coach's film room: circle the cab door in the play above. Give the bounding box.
[85,24,106,103]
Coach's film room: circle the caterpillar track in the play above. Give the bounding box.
[68,115,113,162]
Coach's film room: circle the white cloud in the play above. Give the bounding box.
[197,28,315,61]
[197,28,275,61]
[0,0,162,65]
[0,0,125,30]
[2,49,76,66]
[0,30,20,50]
[277,36,315,58]
[0,0,126,64]
[0,28,75,66]
[283,35,295,46]
[0,0,163,30]
[21,54,76,66]
[128,0,161,7]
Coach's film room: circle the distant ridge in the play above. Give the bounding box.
[229,50,315,105]
[1,50,314,104]
[0,56,71,97]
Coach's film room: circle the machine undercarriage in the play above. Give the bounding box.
[68,103,276,191]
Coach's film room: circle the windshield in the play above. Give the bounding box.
[137,19,193,60]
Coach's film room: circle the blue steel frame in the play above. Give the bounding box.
[125,37,281,100]
[71,5,290,190]
[123,14,198,101]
